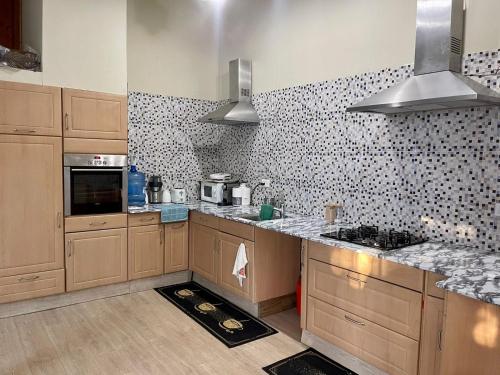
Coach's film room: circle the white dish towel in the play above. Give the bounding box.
[232,243,248,287]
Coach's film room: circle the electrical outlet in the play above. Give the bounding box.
[261,178,271,188]
[495,203,500,218]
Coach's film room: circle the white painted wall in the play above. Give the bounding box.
[217,0,500,98]
[0,0,127,95]
[127,0,220,100]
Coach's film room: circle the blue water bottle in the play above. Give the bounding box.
[128,160,146,206]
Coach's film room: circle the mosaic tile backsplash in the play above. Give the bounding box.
[129,49,499,251]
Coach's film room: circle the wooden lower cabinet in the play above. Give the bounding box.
[128,225,164,280]
[217,232,254,300]
[189,222,218,283]
[440,292,500,375]
[419,295,444,375]
[164,222,189,273]
[65,228,127,291]
[0,135,64,278]
[0,269,65,304]
[307,297,419,375]
[308,259,422,339]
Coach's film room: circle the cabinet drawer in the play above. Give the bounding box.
[190,211,219,230]
[308,260,422,339]
[0,269,65,304]
[0,81,62,136]
[219,218,254,241]
[307,297,419,375]
[425,272,447,299]
[308,241,424,292]
[65,213,127,233]
[128,213,161,227]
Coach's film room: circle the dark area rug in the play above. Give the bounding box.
[263,348,358,375]
[155,281,277,348]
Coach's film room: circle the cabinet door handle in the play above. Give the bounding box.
[13,128,37,134]
[57,212,62,228]
[140,217,155,222]
[438,329,443,351]
[18,275,40,282]
[346,273,367,284]
[67,240,73,257]
[64,113,69,130]
[160,228,164,245]
[170,223,185,229]
[344,315,365,326]
[89,221,107,226]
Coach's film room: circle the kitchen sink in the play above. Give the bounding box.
[236,213,291,222]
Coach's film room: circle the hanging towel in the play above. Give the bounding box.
[232,243,248,287]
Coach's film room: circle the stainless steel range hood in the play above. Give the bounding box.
[198,59,260,125]
[347,0,500,114]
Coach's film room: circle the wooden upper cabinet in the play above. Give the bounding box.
[0,81,62,136]
[164,222,189,274]
[189,222,218,283]
[62,88,127,140]
[128,224,164,280]
[65,228,127,292]
[0,135,64,278]
[217,232,254,300]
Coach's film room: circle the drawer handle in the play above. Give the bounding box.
[346,274,367,284]
[89,221,107,226]
[344,315,365,326]
[140,217,155,222]
[18,275,40,282]
[170,223,185,229]
[13,128,36,134]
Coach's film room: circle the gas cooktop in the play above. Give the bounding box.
[320,225,427,251]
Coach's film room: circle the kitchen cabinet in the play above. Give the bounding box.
[0,135,64,278]
[419,295,444,375]
[62,88,127,140]
[217,232,254,299]
[0,269,65,304]
[128,225,164,280]
[65,228,127,291]
[164,222,189,273]
[307,297,419,375]
[439,292,500,375]
[189,222,218,283]
[0,81,62,136]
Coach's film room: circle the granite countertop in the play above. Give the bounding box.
[129,202,500,306]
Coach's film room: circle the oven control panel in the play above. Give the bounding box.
[64,154,128,168]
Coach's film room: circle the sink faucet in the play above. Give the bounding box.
[273,200,286,219]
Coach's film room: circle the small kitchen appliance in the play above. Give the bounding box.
[147,175,163,204]
[320,225,426,251]
[171,187,187,204]
[201,179,239,206]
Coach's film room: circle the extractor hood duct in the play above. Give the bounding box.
[347,0,500,114]
[198,59,260,125]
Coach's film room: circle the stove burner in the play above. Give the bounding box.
[321,226,426,251]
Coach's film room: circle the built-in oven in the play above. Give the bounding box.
[64,154,128,216]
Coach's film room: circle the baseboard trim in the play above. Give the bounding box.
[0,271,190,319]
[301,330,388,375]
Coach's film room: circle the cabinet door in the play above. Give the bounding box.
[217,232,254,300]
[419,296,444,375]
[189,222,218,283]
[0,135,64,278]
[128,225,164,280]
[165,222,189,273]
[0,81,62,136]
[62,88,127,140]
[65,228,127,291]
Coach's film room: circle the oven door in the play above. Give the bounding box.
[64,167,127,216]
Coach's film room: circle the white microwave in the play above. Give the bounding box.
[200,180,239,205]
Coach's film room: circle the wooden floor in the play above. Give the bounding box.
[262,308,302,342]
[0,290,305,375]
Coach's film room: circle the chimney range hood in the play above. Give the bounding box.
[347,0,500,114]
[198,59,260,125]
